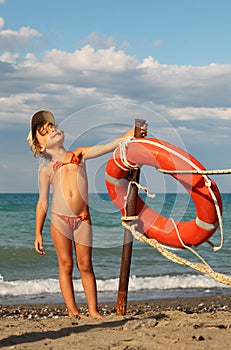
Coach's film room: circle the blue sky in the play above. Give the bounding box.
[0,0,230,193]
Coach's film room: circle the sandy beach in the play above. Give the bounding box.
[0,294,231,349]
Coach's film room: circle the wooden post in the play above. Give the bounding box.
[116,118,146,316]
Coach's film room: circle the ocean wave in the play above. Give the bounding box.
[0,273,229,298]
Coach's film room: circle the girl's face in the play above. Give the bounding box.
[36,122,64,150]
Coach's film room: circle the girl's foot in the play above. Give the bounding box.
[90,311,103,319]
[68,312,88,319]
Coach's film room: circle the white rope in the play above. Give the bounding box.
[158,168,231,175]
[170,218,212,269]
[115,138,225,252]
[122,221,231,286]
[130,181,156,199]
[119,137,140,170]
[121,180,227,282]
[122,180,156,221]
[113,137,139,171]
[206,183,224,252]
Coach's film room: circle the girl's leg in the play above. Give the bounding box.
[73,221,102,318]
[50,222,82,317]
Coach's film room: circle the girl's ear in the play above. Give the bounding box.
[37,144,45,153]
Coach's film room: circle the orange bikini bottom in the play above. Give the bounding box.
[52,211,89,230]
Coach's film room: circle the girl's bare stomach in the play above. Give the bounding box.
[51,190,89,216]
[51,162,89,216]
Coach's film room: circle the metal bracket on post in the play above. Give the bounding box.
[116,119,147,316]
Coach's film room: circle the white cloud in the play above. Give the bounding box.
[0,37,230,192]
[167,107,231,121]
[80,32,131,52]
[0,42,230,138]
[0,17,4,29]
[80,32,116,49]
[0,17,41,51]
[136,58,231,109]
[44,46,138,71]
[0,51,19,63]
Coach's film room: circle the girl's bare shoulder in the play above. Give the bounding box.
[39,160,53,178]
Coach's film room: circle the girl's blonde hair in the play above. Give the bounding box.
[27,132,50,159]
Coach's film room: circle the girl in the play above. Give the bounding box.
[27,110,146,318]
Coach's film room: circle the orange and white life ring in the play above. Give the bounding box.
[105,138,222,248]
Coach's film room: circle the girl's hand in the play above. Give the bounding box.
[34,234,46,255]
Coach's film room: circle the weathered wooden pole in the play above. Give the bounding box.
[116,118,146,316]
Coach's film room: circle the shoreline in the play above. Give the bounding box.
[1,294,231,318]
[1,294,231,349]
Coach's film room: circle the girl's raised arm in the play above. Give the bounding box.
[76,126,146,160]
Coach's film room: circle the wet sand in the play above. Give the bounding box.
[1,294,231,349]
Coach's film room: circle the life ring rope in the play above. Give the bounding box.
[121,178,222,262]
[122,220,231,286]
[113,136,139,171]
[206,181,224,251]
[159,168,231,175]
[115,138,224,252]
[170,218,211,267]
[121,180,156,222]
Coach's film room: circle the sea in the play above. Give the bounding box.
[0,193,230,305]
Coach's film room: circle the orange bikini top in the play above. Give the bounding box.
[52,152,80,174]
